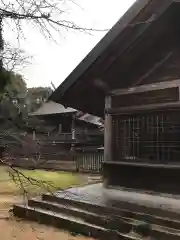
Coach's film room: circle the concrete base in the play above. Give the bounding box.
[55,183,180,214]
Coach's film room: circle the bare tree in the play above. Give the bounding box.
[0,0,106,198]
[1,0,105,32]
[0,128,70,197]
[0,0,107,71]
[3,42,31,70]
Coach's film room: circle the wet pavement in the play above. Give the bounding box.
[56,183,180,213]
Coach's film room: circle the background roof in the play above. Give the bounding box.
[29,101,76,116]
[29,100,103,126]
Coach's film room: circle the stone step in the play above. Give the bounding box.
[28,199,132,233]
[13,204,137,240]
[28,199,180,240]
[42,193,180,226]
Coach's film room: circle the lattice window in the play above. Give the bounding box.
[112,110,180,163]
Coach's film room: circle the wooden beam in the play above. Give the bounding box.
[111,78,180,96]
[107,101,180,115]
[133,52,173,86]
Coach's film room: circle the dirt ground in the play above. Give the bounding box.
[0,195,94,240]
[0,196,94,240]
[0,193,95,240]
[0,217,94,240]
[0,168,99,240]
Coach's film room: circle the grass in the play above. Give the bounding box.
[0,166,82,196]
[0,166,83,210]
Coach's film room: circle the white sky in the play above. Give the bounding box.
[4,0,135,88]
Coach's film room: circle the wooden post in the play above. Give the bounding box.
[71,114,76,140]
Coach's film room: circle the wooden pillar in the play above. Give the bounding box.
[103,96,113,188]
[32,130,36,140]
[58,124,62,133]
[104,114,113,162]
[71,114,76,159]
[104,96,113,162]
